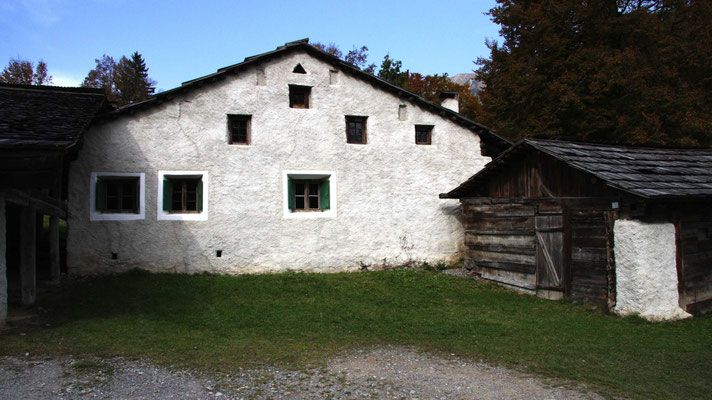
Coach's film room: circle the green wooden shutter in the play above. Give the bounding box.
[162,179,172,211]
[95,178,106,212]
[320,179,330,210]
[197,179,203,212]
[287,178,295,210]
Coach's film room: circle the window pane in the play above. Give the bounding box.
[232,121,247,143]
[106,181,118,196]
[106,196,119,210]
[347,119,364,143]
[296,183,305,194]
[172,185,183,210]
[295,196,305,209]
[121,195,134,210]
[308,196,319,209]
[308,183,319,195]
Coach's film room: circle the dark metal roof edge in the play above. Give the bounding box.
[0,82,106,96]
[97,40,510,151]
[525,137,712,151]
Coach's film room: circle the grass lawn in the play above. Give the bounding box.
[1,269,710,399]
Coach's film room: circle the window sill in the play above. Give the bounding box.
[90,212,144,221]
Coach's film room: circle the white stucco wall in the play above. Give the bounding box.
[67,50,490,275]
[613,219,691,321]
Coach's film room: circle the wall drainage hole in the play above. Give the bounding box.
[111,253,118,260]
[216,250,222,258]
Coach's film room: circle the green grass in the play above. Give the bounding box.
[1,270,710,399]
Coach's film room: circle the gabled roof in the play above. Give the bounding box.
[101,39,510,157]
[442,138,712,200]
[0,83,108,150]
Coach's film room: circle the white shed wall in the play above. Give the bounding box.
[67,51,490,274]
[613,219,691,321]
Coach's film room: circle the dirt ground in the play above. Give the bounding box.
[0,346,602,399]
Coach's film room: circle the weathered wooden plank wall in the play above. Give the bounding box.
[487,153,618,199]
[569,209,611,308]
[462,198,537,292]
[678,205,712,315]
[462,197,615,307]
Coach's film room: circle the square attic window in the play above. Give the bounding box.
[289,85,311,108]
[228,114,251,145]
[415,125,433,145]
[346,116,367,144]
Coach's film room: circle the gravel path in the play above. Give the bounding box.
[0,346,602,399]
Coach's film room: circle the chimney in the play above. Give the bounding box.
[439,92,459,113]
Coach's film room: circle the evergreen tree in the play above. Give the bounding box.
[476,0,712,146]
[82,51,156,105]
[115,52,156,105]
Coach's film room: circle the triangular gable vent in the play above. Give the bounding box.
[293,63,306,74]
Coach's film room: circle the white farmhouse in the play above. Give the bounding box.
[67,39,508,274]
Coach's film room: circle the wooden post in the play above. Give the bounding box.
[49,216,60,280]
[0,197,7,327]
[20,204,36,306]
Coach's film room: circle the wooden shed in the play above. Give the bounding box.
[441,139,712,318]
[0,83,108,327]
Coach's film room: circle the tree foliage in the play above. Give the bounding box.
[312,42,376,73]
[403,73,483,120]
[477,0,712,146]
[0,58,53,85]
[82,55,116,97]
[312,41,483,121]
[377,54,407,87]
[82,51,156,105]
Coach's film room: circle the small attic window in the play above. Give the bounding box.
[293,63,306,74]
[289,85,311,108]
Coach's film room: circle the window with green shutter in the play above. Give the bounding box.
[162,176,203,213]
[288,177,330,212]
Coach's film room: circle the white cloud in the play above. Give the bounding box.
[51,72,82,87]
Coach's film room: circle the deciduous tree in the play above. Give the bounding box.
[0,58,53,85]
[82,51,156,105]
[476,0,712,146]
[82,55,116,100]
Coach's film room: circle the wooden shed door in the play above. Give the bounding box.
[535,211,565,290]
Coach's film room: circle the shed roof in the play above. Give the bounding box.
[442,138,712,200]
[0,83,108,150]
[102,39,510,157]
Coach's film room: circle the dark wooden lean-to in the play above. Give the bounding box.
[0,83,109,325]
[442,139,712,314]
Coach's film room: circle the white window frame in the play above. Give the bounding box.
[282,170,337,219]
[90,172,145,221]
[157,170,209,221]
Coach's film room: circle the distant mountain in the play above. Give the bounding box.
[450,73,485,97]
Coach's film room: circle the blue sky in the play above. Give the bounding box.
[0,0,502,91]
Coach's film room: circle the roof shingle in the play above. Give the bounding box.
[443,138,712,200]
[0,83,107,150]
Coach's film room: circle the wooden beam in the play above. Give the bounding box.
[49,216,60,281]
[20,204,36,306]
[0,189,66,218]
[0,197,7,327]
